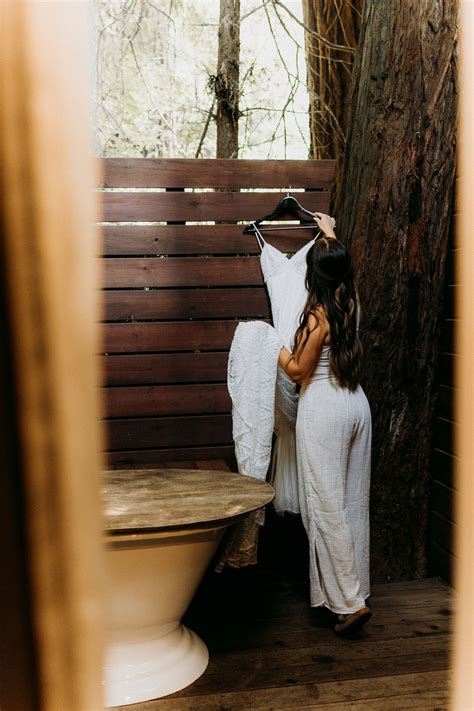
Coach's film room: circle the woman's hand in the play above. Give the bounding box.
[313,212,336,238]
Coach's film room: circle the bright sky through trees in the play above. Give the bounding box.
[94,0,309,158]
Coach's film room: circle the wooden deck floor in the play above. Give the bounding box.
[120,551,453,711]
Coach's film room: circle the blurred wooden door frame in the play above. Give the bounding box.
[0,3,104,710]
[0,254,38,710]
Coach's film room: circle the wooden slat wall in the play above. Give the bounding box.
[100,158,335,468]
[428,202,457,583]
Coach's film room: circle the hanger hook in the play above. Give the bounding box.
[286,184,291,198]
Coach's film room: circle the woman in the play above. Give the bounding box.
[278,212,372,635]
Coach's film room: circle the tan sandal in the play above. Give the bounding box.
[334,606,372,635]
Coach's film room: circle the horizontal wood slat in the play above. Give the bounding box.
[433,417,456,455]
[104,320,245,353]
[107,414,232,450]
[105,383,230,418]
[102,352,229,386]
[430,480,454,523]
[440,320,456,354]
[101,224,313,256]
[429,511,456,556]
[102,158,336,189]
[441,284,455,317]
[437,352,455,387]
[106,445,236,469]
[101,190,330,222]
[437,384,455,422]
[431,448,455,490]
[444,248,457,287]
[104,288,270,321]
[428,540,455,582]
[103,257,264,288]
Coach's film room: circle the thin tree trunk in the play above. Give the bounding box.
[214,0,240,158]
[302,0,364,159]
[331,0,458,581]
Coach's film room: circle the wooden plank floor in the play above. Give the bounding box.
[116,525,453,710]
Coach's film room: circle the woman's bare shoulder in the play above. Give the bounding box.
[308,305,329,330]
[308,306,331,346]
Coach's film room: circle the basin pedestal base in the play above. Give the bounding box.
[105,622,209,706]
[104,527,225,707]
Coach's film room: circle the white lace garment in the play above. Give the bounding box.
[214,320,283,572]
[227,321,283,500]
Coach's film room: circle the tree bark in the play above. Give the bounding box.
[214,0,240,158]
[302,0,364,160]
[331,0,458,581]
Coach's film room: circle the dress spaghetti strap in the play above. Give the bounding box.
[251,222,266,251]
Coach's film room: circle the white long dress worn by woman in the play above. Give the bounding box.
[296,340,371,614]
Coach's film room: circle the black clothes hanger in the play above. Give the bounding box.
[243,189,319,235]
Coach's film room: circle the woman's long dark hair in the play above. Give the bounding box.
[292,236,362,391]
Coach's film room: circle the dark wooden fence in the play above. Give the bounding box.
[428,201,457,583]
[99,158,335,468]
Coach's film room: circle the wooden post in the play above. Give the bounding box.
[0,3,105,709]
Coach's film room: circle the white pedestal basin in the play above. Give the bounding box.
[102,468,274,707]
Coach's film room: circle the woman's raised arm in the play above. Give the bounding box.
[278,309,329,384]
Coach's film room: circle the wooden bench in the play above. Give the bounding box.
[99,158,335,470]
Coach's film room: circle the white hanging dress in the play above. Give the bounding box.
[256,229,317,514]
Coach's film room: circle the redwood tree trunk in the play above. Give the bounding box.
[302,0,364,160]
[215,0,240,158]
[331,0,458,581]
